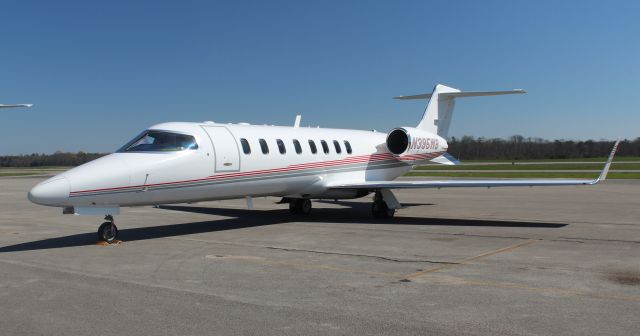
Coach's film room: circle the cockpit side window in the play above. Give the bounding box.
[119,130,198,152]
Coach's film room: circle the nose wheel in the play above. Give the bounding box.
[97,215,118,243]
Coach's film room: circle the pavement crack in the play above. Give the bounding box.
[263,246,458,265]
[558,237,640,244]
[169,237,456,264]
[450,233,535,240]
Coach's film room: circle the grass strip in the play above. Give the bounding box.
[405,172,640,179]
[415,163,640,170]
[461,156,640,163]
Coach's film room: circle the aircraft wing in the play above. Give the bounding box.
[329,140,620,190]
[0,104,33,109]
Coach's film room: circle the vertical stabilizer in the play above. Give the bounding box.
[416,84,460,138]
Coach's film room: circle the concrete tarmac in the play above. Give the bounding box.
[1,177,639,335]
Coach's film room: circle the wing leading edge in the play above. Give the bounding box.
[329,140,620,190]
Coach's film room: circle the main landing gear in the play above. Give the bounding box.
[372,191,396,219]
[284,190,398,219]
[97,215,118,243]
[289,199,312,215]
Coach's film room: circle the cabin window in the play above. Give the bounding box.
[293,139,302,154]
[320,140,329,154]
[240,138,251,154]
[333,140,342,154]
[276,139,286,154]
[119,130,198,152]
[259,139,269,154]
[308,140,317,154]
[344,140,352,154]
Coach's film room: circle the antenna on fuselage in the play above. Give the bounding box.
[293,115,302,128]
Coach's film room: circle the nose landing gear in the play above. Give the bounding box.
[97,215,118,243]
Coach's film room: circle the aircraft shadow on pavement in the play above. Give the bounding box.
[315,200,435,208]
[0,204,567,253]
[158,205,568,228]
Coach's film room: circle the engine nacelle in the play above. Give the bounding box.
[386,127,448,160]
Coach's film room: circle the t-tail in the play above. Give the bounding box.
[394,84,526,138]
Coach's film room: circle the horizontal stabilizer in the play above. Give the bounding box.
[393,89,525,100]
[406,84,526,138]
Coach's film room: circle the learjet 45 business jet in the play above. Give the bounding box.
[28,84,619,243]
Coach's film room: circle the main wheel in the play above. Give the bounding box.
[289,200,299,214]
[372,201,395,219]
[98,222,118,243]
[289,199,312,215]
[298,199,312,215]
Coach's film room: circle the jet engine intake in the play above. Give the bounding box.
[386,127,447,156]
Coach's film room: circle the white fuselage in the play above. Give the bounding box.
[28,122,447,209]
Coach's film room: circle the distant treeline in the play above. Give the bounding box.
[448,136,640,160]
[0,152,106,167]
[0,137,638,167]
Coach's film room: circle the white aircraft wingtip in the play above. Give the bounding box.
[595,139,621,183]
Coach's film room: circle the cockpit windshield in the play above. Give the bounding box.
[118,130,199,152]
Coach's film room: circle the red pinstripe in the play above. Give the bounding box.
[70,151,444,195]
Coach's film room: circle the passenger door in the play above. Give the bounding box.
[202,126,240,172]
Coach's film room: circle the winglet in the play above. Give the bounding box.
[593,139,620,183]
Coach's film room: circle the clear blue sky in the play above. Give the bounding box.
[1,0,638,154]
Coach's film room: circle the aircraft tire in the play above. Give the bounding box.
[289,199,312,215]
[299,199,312,215]
[372,201,395,219]
[289,200,299,214]
[98,222,118,243]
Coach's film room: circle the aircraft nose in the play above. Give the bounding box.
[28,177,70,206]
